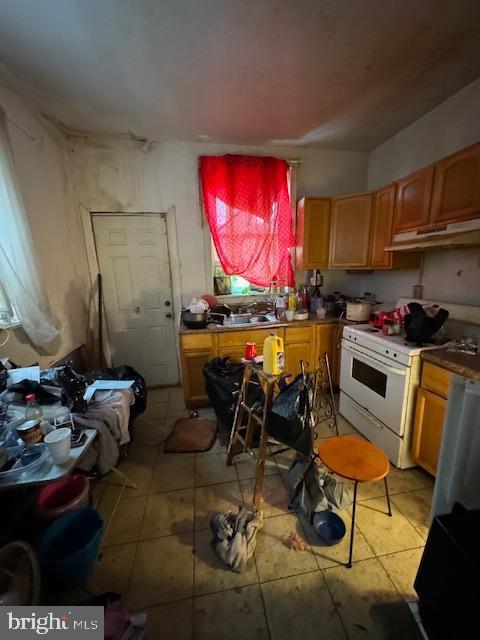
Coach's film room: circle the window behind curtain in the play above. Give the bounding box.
[199,154,294,292]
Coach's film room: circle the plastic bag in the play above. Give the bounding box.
[267,374,312,455]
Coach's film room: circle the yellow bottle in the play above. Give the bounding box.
[263,333,285,375]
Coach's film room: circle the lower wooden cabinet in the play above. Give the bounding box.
[181,348,214,408]
[315,323,338,385]
[411,361,452,476]
[284,325,315,378]
[411,388,447,476]
[180,322,338,407]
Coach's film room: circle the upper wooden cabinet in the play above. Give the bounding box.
[430,142,480,225]
[369,184,396,268]
[295,197,331,269]
[329,194,373,268]
[393,166,434,233]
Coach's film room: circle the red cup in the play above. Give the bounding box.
[244,342,256,360]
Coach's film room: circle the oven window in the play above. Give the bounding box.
[352,357,387,398]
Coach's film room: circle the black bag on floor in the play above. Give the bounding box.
[203,357,263,430]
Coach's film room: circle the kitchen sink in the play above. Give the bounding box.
[227,313,276,326]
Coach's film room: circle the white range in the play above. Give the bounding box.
[339,298,480,468]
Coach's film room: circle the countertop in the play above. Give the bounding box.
[179,315,344,335]
[421,348,480,381]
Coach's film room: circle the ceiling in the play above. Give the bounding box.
[0,0,479,150]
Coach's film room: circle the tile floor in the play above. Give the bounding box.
[85,386,433,639]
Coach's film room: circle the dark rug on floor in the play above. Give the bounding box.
[164,417,216,453]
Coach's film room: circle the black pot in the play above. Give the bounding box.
[182,310,208,329]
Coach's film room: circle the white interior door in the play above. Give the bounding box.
[92,214,178,386]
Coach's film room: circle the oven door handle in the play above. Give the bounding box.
[342,342,407,376]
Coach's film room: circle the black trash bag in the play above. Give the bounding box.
[266,374,312,456]
[6,380,59,404]
[86,365,147,417]
[203,357,264,431]
[56,364,88,413]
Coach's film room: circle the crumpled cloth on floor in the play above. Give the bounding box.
[210,507,263,573]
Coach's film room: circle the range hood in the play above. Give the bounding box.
[386,218,480,252]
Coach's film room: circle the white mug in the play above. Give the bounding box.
[44,427,72,465]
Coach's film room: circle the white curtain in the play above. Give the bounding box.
[0,107,60,348]
[431,376,480,518]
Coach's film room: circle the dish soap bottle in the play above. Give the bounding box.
[25,394,43,422]
[263,333,285,375]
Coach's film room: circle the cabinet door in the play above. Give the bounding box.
[181,349,214,408]
[430,142,480,225]
[411,388,446,476]
[393,166,434,233]
[284,341,312,379]
[295,198,331,269]
[315,324,337,384]
[329,194,373,268]
[369,185,395,268]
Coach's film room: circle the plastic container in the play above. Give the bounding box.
[312,511,346,545]
[36,474,90,521]
[0,443,48,483]
[38,507,103,587]
[263,333,285,375]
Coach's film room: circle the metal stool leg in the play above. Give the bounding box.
[384,476,392,516]
[347,481,358,568]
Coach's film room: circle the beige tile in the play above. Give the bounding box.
[193,528,258,595]
[391,488,433,539]
[273,447,297,474]
[316,413,356,438]
[144,599,192,640]
[356,465,428,502]
[379,547,424,598]
[140,488,194,539]
[354,497,425,556]
[254,513,318,582]
[103,447,156,500]
[262,571,347,640]
[100,495,148,546]
[88,542,136,595]
[148,387,171,403]
[195,453,237,486]
[239,475,290,517]
[195,436,225,457]
[167,386,187,417]
[300,511,375,569]
[194,481,243,530]
[144,403,168,420]
[324,558,403,640]
[150,454,195,493]
[90,480,108,507]
[194,584,269,640]
[133,417,171,446]
[234,452,278,480]
[127,532,193,609]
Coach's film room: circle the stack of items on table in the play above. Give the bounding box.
[0,361,147,478]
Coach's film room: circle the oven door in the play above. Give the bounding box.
[340,339,410,436]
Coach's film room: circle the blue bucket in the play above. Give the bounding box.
[39,507,104,587]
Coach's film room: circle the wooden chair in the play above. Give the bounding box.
[316,434,392,568]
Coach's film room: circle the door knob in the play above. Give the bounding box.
[166,312,172,318]
[134,306,140,314]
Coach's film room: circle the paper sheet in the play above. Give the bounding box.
[83,379,135,401]
[7,366,40,387]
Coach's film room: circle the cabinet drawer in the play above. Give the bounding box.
[285,325,313,343]
[421,361,452,399]
[217,328,282,348]
[181,333,215,350]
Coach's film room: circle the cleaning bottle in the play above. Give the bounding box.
[263,332,285,375]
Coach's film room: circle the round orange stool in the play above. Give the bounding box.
[316,435,392,567]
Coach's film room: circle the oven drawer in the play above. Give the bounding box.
[339,392,414,468]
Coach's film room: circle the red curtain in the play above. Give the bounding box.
[199,154,294,287]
